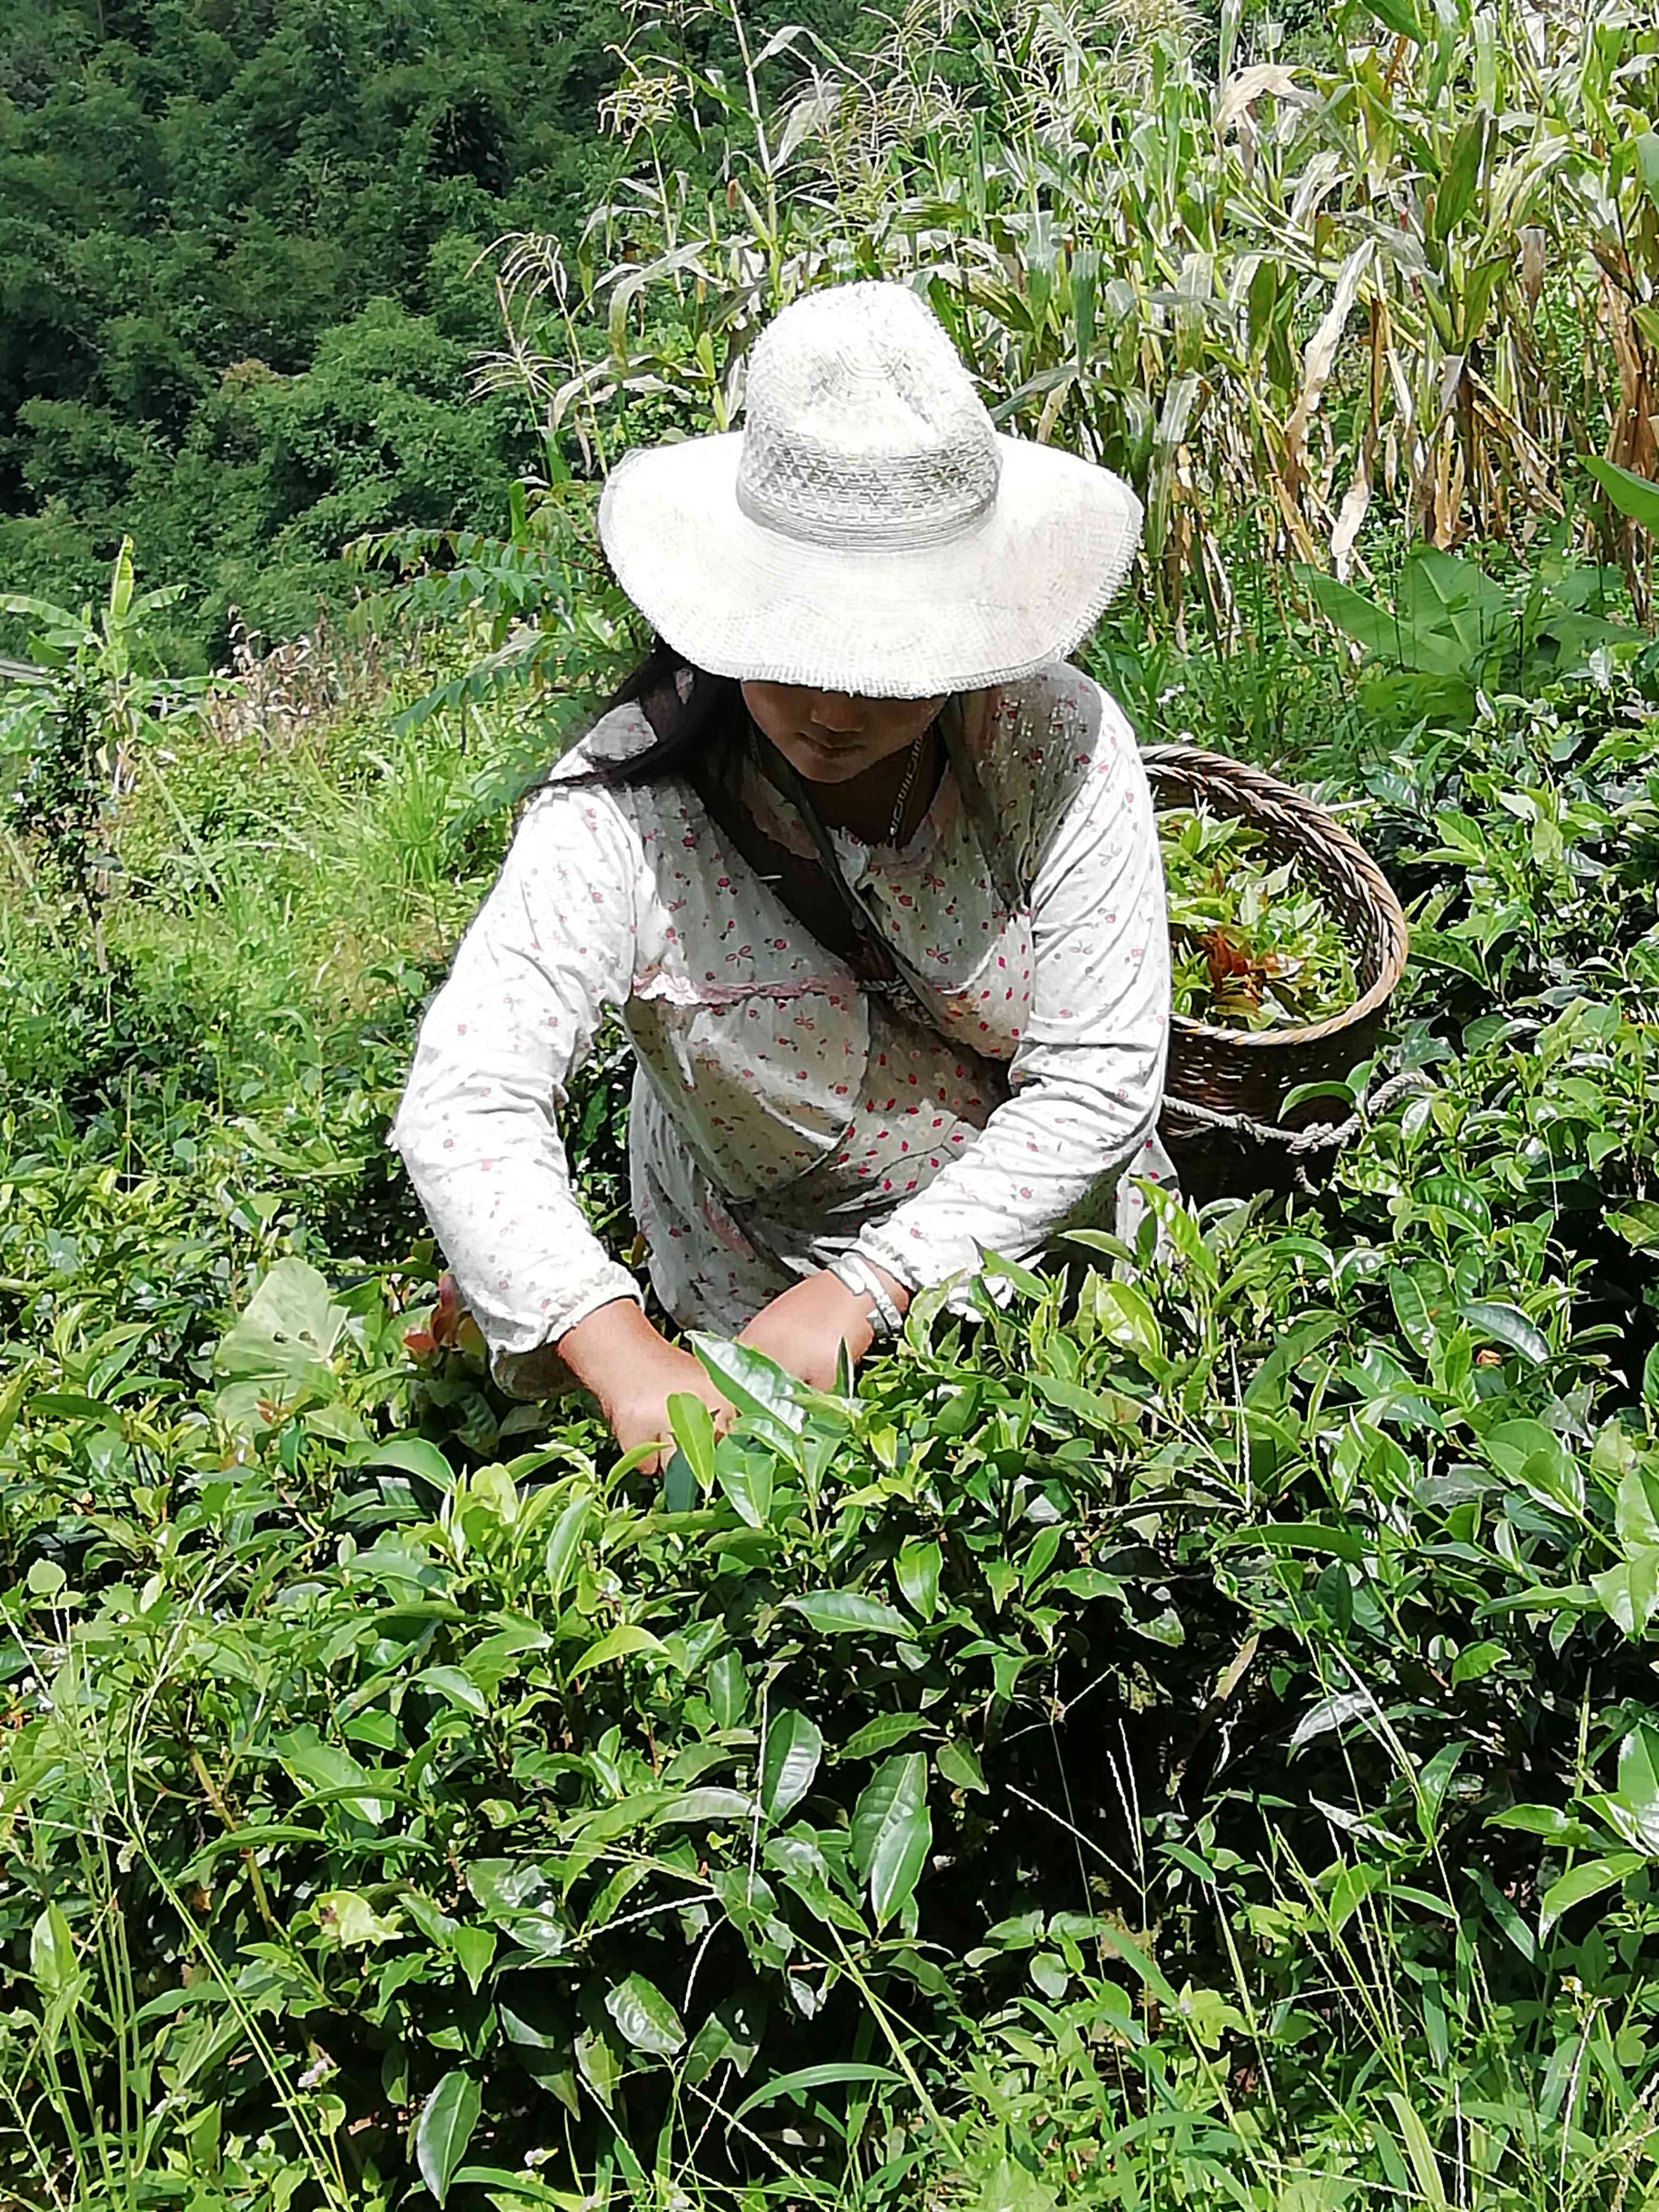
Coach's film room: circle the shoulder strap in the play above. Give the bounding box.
[940,694,1026,916]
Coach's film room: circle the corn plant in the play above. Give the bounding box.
[481,0,1658,625]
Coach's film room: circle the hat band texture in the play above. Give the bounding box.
[735,472,998,551]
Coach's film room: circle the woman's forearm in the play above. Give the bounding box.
[558,1298,733,1463]
[557,1296,676,1402]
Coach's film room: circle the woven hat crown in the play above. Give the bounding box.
[735,283,1001,553]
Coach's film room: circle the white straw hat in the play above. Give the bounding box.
[597,281,1143,699]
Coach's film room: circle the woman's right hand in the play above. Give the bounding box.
[557,1298,731,1469]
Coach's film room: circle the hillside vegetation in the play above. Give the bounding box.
[0,0,856,659]
[5,0,1659,2208]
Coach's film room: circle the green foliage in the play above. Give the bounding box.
[0,0,864,659]
[1,538,206,958]
[7,0,1659,2201]
[522,0,1659,630]
[1161,807,1358,1028]
[7,549,1659,2205]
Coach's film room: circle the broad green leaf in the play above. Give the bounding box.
[1459,1301,1548,1367]
[1091,1280,1163,1362]
[213,1258,346,1387]
[661,1447,697,1513]
[108,537,135,622]
[682,1995,764,2088]
[29,1904,78,2004]
[1539,1854,1642,1937]
[841,1711,933,1761]
[1430,111,1490,242]
[1413,1177,1493,1237]
[667,1392,717,1489]
[466,1862,549,1918]
[1616,1469,1659,1552]
[761,1708,823,1821]
[1486,1804,1602,1847]
[896,1538,942,1620]
[1587,458,1659,535]
[851,1753,932,1926]
[706,1648,749,1729]
[449,1925,496,1992]
[1032,1375,1129,1427]
[1616,1723,1659,1847]
[274,1729,392,1825]
[543,1494,592,1602]
[1413,1742,1464,1845]
[317,1890,403,1948]
[605,1971,684,2055]
[1408,928,1488,985]
[417,1665,489,1717]
[1479,1420,1581,1509]
[1296,566,1421,662]
[1388,1268,1442,1357]
[653,1787,755,1825]
[365,1435,455,1488]
[1450,1640,1505,1684]
[28,1392,112,1423]
[575,2026,621,2105]
[1607,1201,1659,1252]
[715,1445,773,1529]
[936,1739,987,1794]
[1291,1689,1375,1750]
[0,591,83,631]
[1362,0,1423,39]
[416,2069,481,2207]
[0,1367,30,1452]
[788,1590,912,1637]
[690,1333,806,1436]
[569,1624,662,1677]
[1236,1521,1364,1564]
[1401,548,1512,662]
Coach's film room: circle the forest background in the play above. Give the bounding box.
[0,0,879,660]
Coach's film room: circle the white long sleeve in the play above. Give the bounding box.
[858,690,1169,1288]
[390,778,649,1370]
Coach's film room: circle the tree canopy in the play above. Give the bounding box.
[0,0,851,661]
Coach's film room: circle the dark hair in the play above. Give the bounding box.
[574,635,744,789]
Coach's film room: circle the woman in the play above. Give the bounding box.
[392,281,1172,1459]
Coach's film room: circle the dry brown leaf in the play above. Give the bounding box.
[1284,244,1373,497]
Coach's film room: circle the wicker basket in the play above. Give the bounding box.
[1145,743,1409,1170]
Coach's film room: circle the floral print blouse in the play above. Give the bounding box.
[391,661,1172,1389]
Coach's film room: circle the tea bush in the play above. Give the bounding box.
[7,602,1659,2207]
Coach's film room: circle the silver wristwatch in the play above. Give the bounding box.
[827,1253,904,1339]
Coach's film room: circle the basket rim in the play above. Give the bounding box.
[1145,740,1410,1055]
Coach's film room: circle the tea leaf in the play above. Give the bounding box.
[787,1591,913,1637]
[851,1753,932,1925]
[605,1972,684,2056]
[761,1708,824,1821]
[1539,1855,1643,1938]
[415,2069,481,2207]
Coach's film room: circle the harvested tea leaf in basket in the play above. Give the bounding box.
[1159,807,1357,1030]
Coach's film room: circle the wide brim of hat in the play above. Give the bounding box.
[597,431,1143,699]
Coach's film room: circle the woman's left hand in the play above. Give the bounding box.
[739,1268,898,1389]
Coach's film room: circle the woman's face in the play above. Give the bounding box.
[742,681,945,787]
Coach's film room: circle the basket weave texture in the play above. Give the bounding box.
[1145,743,1409,1133]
